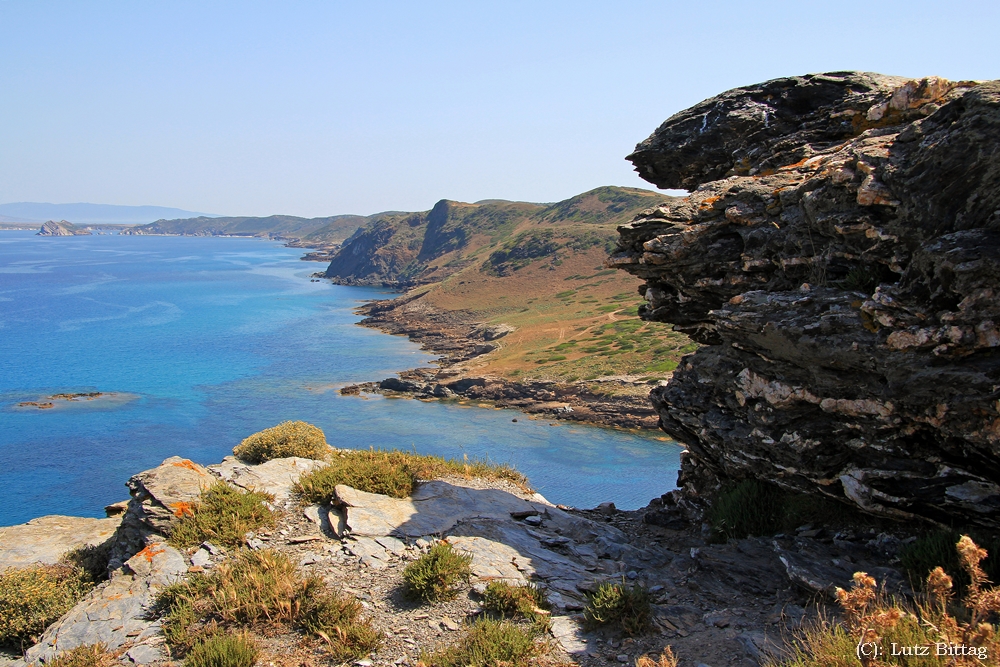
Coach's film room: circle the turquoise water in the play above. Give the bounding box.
[0,232,680,525]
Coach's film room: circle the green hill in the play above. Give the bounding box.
[324,186,669,285]
[123,214,366,243]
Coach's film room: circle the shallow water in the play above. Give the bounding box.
[0,232,680,525]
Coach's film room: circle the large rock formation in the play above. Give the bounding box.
[37,220,91,236]
[610,72,1000,528]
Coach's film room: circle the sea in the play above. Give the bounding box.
[0,231,681,526]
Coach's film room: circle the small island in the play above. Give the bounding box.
[36,220,91,236]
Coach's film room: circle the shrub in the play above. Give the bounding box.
[583,580,651,636]
[294,449,527,504]
[233,420,330,463]
[900,529,1000,592]
[0,564,92,648]
[168,481,275,549]
[481,581,549,625]
[184,633,258,667]
[707,479,785,542]
[157,549,379,660]
[403,542,473,602]
[300,588,382,662]
[775,536,1000,667]
[419,618,538,667]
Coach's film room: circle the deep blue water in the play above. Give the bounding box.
[0,232,680,525]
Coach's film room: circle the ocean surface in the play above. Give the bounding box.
[0,231,681,526]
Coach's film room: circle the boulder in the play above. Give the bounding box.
[611,73,1000,528]
[210,455,326,501]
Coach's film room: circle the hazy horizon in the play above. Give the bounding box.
[2,1,997,217]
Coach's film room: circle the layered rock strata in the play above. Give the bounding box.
[610,73,1000,528]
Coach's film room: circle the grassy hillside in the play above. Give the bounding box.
[125,214,366,242]
[328,186,697,383]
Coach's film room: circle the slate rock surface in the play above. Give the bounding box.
[611,73,1000,527]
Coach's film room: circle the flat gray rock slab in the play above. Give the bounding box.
[335,480,553,538]
[0,515,121,569]
[23,540,185,664]
[211,456,327,501]
[549,616,589,655]
[447,535,526,582]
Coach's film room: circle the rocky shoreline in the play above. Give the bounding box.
[339,292,661,431]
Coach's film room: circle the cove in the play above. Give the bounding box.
[0,231,681,525]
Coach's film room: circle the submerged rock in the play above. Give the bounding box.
[612,73,1000,527]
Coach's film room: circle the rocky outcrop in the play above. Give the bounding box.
[610,73,1000,528]
[36,220,90,236]
[0,516,120,569]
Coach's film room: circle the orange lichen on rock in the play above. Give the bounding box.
[170,459,203,472]
[134,544,166,563]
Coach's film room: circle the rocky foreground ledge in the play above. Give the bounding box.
[1,454,918,666]
[611,73,1000,529]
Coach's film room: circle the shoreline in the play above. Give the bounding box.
[339,291,664,431]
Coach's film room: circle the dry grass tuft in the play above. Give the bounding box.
[45,644,117,667]
[156,549,379,661]
[418,617,539,667]
[403,542,473,603]
[776,536,1000,666]
[635,648,678,667]
[294,448,528,503]
[0,563,93,649]
[233,420,330,463]
[168,481,275,549]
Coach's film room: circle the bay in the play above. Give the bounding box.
[0,231,680,525]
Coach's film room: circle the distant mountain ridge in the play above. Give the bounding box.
[0,203,217,225]
[123,214,368,244]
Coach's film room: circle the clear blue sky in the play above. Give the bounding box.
[1,1,997,217]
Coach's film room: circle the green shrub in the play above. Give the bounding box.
[419,617,538,667]
[707,479,785,541]
[233,420,330,463]
[157,549,379,660]
[184,633,258,667]
[294,449,527,503]
[168,481,275,549]
[481,581,549,624]
[45,643,116,667]
[403,542,473,602]
[0,564,92,648]
[900,529,1000,592]
[583,580,651,636]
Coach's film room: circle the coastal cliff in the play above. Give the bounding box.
[37,220,90,236]
[610,73,1000,528]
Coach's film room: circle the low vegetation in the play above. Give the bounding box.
[481,581,550,626]
[418,617,540,667]
[232,420,330,463]
[0,563,93,649]
[294,449,527,503]
[184,633,259,667]
[775,536,1000,667]
[636,649,679,667]
[156,549,380,661]
[403,542,473,602]
[707,478,847,542]
[900,529,1000,592]
[46,643,117,667]
[168,481,275,549]
[583,580,651,636]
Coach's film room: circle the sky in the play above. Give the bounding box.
[1,1,997,218]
